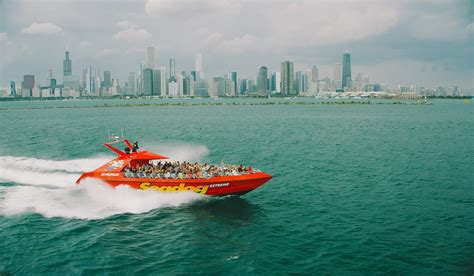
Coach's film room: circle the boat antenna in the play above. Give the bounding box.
[107,129,120,141]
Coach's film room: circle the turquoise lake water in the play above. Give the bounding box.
[0,98,473,274]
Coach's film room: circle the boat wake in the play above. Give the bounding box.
[0,144,209,220]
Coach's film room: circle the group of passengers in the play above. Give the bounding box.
[123,161,255,179]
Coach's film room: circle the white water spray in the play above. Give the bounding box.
[0,144,209,220]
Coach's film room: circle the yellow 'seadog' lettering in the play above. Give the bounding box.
[140,182,208,195]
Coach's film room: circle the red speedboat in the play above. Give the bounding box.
[76,139,272,196]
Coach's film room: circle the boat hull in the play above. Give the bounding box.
[77,172,272,196]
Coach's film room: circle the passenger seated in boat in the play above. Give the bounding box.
[125,160,255,179]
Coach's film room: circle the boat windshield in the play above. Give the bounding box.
[121,161,260,179]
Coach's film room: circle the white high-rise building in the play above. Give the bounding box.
[333,63,342,91]
[146,47,155,69]
[168,81,178,97]
[195,53,203,79]
[160,67,167,96]
[128,72,135,95]
[178,73,184,97]
[95,76,101,95]
[86,66,92,93]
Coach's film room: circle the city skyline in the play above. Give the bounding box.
[0,0,472,90]
[2,46,471,98]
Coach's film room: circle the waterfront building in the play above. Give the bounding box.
[86,66,93,93]
[195,53,203,80]
[333,63,342,91]
[146,47,155,69]
[142,68,153,96]
[239,79,247,94]
[160,67,167,96]
[271,72,281,93]
[103,70,111,88]
[211,76,226,96]
[63,50,72,78]
[168,80,178,97]
[152,69,161,96]
[309,66,318,93]
[128,72,136,95]
[21,75,35,97]
[227,72,237,95]
[257,66,269,92]
[295,71,304,93]
[194,79,208,96]
[169,58,176,82]
[9,81,16,96]
[95,76,101,96]
[281,61,295,95]
[342,51,352,90]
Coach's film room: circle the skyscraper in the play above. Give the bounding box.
[63,50,72,78]
[86,66,93,93]
[21,75,35,97]
[295,71,303,93]
[310,66,319,94]
[228,72,237,95]
[9,81,16,96]
[146,47,155,69]
[160,67,167,96]
[271,72,281,92]
[257,66,269,92]
[153,69,162,96]
[169,58,176,81]
[194,79,208,96]
[311,66,318,82]
[333,63,342,91]
[342,51,352,90]
[103,70,111,88]
[195,53,203,79]
[142,68,153,96]
[281,61,294,95]
[128,72,135,95]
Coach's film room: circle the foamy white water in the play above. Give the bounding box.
[0,181,203,219]
[0,143,209,219]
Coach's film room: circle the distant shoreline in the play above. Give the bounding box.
[0,95,471,103]
[0,99,439,111]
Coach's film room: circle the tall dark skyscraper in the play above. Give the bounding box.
[281,61,295,95]
[228,72,237,94]
[342,51,352,89]
[22,75,35,97]
[152,69,162,96]
[103,71,111,88]
[63,50,72,77]
[257,66,269,92]
[142,69,153,96]
[10,81,16,96]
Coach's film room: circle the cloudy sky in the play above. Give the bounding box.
[0,0,473,89]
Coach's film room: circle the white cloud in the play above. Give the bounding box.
[96,48,121,57]
[145,0,239,16]
[216,34,258,54]
[116,20,136,29]
[21,22,62,35]
[0,32,31,66]
[113,21,151,42]
[0,32,8,42]
[79,40,91,48]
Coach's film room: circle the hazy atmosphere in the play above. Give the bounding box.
[0,0,473,89]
